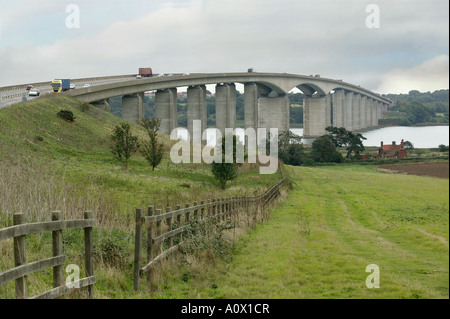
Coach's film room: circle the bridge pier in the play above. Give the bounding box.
[332,89,345,127]
[155,88,177,135]
[187,85,207,143]
[344,92,354,131]
[122,93,144,124]
[360,95,367,129]
[215,83,236,136]
[91,99,110,112]
[303,94,331,137]
[258,94,290,134]
[352,93,361,131]
[366,98,373,128]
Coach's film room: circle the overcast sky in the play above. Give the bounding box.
[0,0,448,94]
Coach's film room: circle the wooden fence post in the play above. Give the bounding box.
[133,208,143,291]
[200,200,205,220]
[147,206,154,291]
[193,201,198,220]
[176,205,182,243]
[84,211,94,298]
[185,204,190,224]
[156,209,162,254]
[52,211,63,290]
[166,207,173,248]
[13,213,27,299]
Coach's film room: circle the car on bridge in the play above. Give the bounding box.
[83,84,91,88]
[26,85,34,91]
[70,83,76,90]
[28,88,40,96]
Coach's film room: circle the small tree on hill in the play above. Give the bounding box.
[140,117,164,171]
[110,122,139,168]
[211,134,239,189]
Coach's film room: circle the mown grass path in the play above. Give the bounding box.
[167,164,449,299]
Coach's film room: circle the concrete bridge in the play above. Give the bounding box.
[65,72,392,139]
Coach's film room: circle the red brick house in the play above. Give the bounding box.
[377,140,407,159]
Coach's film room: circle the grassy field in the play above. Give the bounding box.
[157,164,449,299]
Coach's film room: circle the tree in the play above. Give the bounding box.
[345,131,367,159]
[110,122,139,168]
[325,126,367,159]
[211,135,239,189]
[310,135,343,163]
[140,117,164,171]
[277,131,307,166]
[403,140,414,149]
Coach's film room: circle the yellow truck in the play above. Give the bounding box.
[51,79,70,93]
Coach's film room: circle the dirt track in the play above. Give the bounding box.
[378,162,449,179]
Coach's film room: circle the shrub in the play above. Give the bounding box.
[57,110,76,122]
[110,122,139,168]
[139,117,164,171]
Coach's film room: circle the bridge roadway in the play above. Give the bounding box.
[1,72,392,139]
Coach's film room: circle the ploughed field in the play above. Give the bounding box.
[378,162,449,179]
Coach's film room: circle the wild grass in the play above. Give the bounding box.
[0,95,281,298]
[157,164,449,299]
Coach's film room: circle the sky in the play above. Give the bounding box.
[0,0,448,94]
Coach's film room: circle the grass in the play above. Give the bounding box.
[0,95,281,299]
[157,164,449,299]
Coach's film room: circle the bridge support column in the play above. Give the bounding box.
[372,101,379,126]
[303,94,331,138]
[244,83,258,129]
[92,99,110,112]
[187,85,207,143]
[360,96,367,129]
[352,93,361,131]
[344,92,354,131]
[243,83,259,149]
[122,93,144,124]
[366,99,372,127]
[155,88,177,135]
[258,94,290,134]
[215,83,236,136]
[332,89,345,127]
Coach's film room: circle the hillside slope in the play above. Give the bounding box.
[0,95,280,227]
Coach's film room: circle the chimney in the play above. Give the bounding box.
[381,141,383,148]
[392,141,396,146]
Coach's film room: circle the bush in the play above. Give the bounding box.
[110,122,139,168]
[57,110,76,122]
[310,135,343,163]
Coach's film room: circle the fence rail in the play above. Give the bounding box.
[133,178,284,291]
[0,211,96,299]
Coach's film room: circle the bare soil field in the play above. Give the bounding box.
[378,161,449,179]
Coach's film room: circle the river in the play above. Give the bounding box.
[174,125,449,149]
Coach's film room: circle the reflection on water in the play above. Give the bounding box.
[173,126,449,149]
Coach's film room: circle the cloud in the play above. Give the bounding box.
[375,55,449,94]
[0,0,448,93]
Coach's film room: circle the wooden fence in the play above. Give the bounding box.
[0,211,96,299]
[133,178,284,291]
